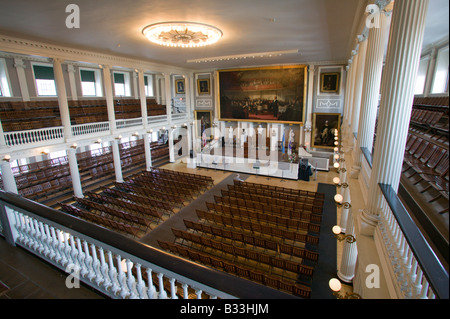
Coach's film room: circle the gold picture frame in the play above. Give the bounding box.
[217,65,307,124]
[194,110,212,138]
[320,72,340,93]
[175,78,185,94]
[197,78,210,95]
[312,112,341,149]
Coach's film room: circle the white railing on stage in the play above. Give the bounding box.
[376,184,448,299]
[0,191,293,299]
[3,126,64,147]
[71,122,110,136]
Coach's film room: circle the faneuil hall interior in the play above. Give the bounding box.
[0,0,448,302]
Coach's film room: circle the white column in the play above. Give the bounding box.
[350,34,368,136]
[343,49,359,129]
[352,7,391,177]
[53,58,72,139]
[168,128,175,163]
[67,64,78,101]
[112,139,123,183]
[144,133,152,170]
[67,147,83,198]
[155,75,162,105]
[13,58,30,102]
[164,74,172,124]
[304,64,315,152]
[137,70,148,129]
[0,160,18,194]
[359,0,430,236]
[338,208,358,283]
[102,65,116,131]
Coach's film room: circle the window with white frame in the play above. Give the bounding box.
[113,71,131,96]
[144,74,154,96]
[80,69,98,96]
[0,58,12,97]
[414,56,430,95]
[431,46,449,94]
[33,64,57,96]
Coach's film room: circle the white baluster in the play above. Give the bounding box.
[157,272,168,299]
[39,222,50,257]
[135,264,148,299]
[108,251,121,295]
[58,231,69,267]
[126,259,139,299]
[195,288,203,299]
[44,224,56,260]
[89,244,102,284]
[181,283,189,299]
[83,240,94,280]
[169,277,178,299]
[69,235,79,267]
[99,248,112,290]
[76,238,87,278]
[146,268,158,299]
[50,227,61,263]
[116,255,130,299]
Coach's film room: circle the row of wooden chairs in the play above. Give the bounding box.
[115,182,185,207]
[139,171,212,193]
[413,96,449,107]
[205,201,321,234]
[183,219,318,261]
[233,179,325,200]
[18,175,72,201]
[129,176,197,200]
[15,164,70,190]
[229,184,325,207]
[172,228,316,276]
[215,194,322,224]
[158,240,312,298]
[85,191,162,220]
[196,209,320,244]
[12,156,68,175]
[410,109,444,126]
[150,167,214,186]
[60,203,140,237]
[101,186,174,214]
[222,189,323,216]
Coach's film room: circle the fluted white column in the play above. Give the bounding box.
[138,70,148,128]
[164,74,172,124]
[350,35,368,137]
[111,139,123,183]
[344,48,359,129]
[0,160,18,194]
[144,133,152,170]
[359,0,430,236]
[102,65,116,131]
[304,64,315,151]
[352,5,391,177]
[168,127,175,163]
[338,208,358,283]
[53,58,72,140]
[67,147,83,198]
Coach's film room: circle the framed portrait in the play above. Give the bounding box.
[312,113,341,149]
[175,79,185,94]
[320,72,340,93]
[194,110,212,138]
[217,65,306,124]
[197,78,210,95]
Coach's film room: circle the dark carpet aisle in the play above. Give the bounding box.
[310,183,338,299]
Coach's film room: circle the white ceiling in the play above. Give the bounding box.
[0,0,448,70]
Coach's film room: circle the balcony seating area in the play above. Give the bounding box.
[157,179,323,298]
[0,98,166,132]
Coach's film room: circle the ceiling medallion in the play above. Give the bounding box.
[142,21,223,48]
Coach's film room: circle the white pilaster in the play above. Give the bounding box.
[350,35,368,136]
[137,70,148,129]
[304,64,315,152]
[67,63,78,101]
[102,65,116,131]
[13,58,30,102]
[53,58,72,140]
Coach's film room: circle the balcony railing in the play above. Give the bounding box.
[378,183,448,299]
[0,190,295,299]
[3,126,64,147]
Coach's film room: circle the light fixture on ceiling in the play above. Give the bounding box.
[187,49,300,63]
[142,21,223,48]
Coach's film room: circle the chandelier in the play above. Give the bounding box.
[142,21,223,48]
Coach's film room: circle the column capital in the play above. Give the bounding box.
[13,58,26,69]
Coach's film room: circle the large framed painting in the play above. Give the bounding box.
[175,78,185,94]
[312,113,341,149]
[217,65,307,124]
[194,110,212,138]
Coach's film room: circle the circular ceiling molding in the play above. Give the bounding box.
[142,21,223,48]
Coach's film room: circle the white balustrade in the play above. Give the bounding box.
[377,196,436,299]
[115,117,143,129]
[3,126,64,146]
[71,121,110,136]
[147,115,167,124]
[1,204,234,299]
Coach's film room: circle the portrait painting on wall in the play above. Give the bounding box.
[175,78,185,94]
[312,112,341,149]
[194,110,212,137]
[217,65,306,124]
[197,78,210,95]
[320,72,340,93]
